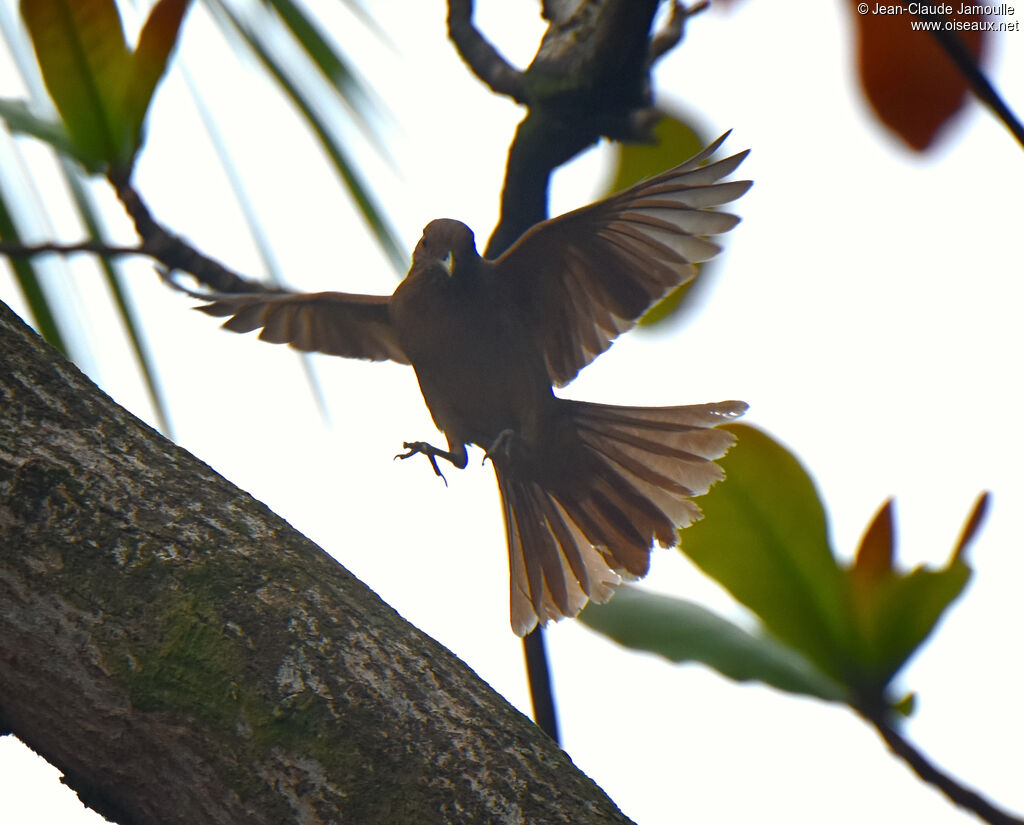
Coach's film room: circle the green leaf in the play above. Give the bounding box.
[680,424,855,682]
[608,112,702,193]
[20,0,134,168]
[265,0,361,94]
[124,0,191,147]
[845,496,982,688]
[0,189,69,355]
[681,425,985,697]
[580,588,848,703]
[0,98,90,167]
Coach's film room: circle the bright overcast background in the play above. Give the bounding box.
[2,1,1023,823]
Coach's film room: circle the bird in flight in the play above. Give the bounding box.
[196,133,751,635]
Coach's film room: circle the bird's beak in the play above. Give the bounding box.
[442,251,454,276]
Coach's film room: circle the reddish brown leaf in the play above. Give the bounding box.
[125,0,191,142]
[852,498,895,587]
[952,490,991,559]
[852,2,986,150]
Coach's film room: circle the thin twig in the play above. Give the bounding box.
[0,183,270,297]
[0,240,145,258]
[860,707,1024,825]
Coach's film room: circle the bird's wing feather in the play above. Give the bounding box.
[493,133,751,387]
[196,291,410,364]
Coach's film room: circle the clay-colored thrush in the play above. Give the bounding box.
[197,134,751,635]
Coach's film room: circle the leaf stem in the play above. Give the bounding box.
[858,706,1024,825]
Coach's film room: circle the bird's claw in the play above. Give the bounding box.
[395,441,448,486]
[483,429,517,466]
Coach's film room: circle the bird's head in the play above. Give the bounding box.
[412,219,478,279]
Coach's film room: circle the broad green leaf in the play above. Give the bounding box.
[580,587,848,703]
[853,560,970,688]
[682,424,985,697]
[845,496,983,688]
[20,0,133,168]
[124,0,191,147]
[680,424,855,682]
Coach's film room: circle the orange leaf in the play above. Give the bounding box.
[852,2,986,150]
[851,498,895,587]
[125,0,191,144]
[952,490,991,559]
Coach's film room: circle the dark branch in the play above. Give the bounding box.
[648,1,708,66]
[470,0,689,257]
[0,240,145,258]
[859,706,1024,825]
[449,0,705,741]
[523,628,560,742]
[447,0,527,101]
[0,301,637,825]
[0,177,273,296]
[108,175,268,294]
[485,112,595,257]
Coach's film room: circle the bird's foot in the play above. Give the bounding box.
[395,441,448,486]
[482,429,517,466]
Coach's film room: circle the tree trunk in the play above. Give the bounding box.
[0,300,634,825]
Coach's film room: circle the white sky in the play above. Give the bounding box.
[2,1,1023,823]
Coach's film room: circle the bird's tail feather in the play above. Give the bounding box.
[495,399,746,636]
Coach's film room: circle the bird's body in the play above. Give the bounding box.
[390,229,555,458]
[196,134,752,634]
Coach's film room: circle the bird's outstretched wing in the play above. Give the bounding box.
[493,133,751,387]
[196,291,410,364]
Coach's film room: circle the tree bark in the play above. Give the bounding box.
[0,300,634,825]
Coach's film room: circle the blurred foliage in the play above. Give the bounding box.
[580,586,848,703]
[0,189,68,354]
[0,3,1012,817]
[583,424,988,714]
[18,0,190,173]
[714,0,989,150]
[851,0,985,150]
[0,0,395,432]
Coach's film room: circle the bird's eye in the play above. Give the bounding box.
[442,251,454,275]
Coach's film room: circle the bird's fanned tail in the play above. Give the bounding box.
[495,399,746,636]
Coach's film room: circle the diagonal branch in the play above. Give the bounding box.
[0,299,637,825]
[857,705,1024,825]
[109,175,268,294]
